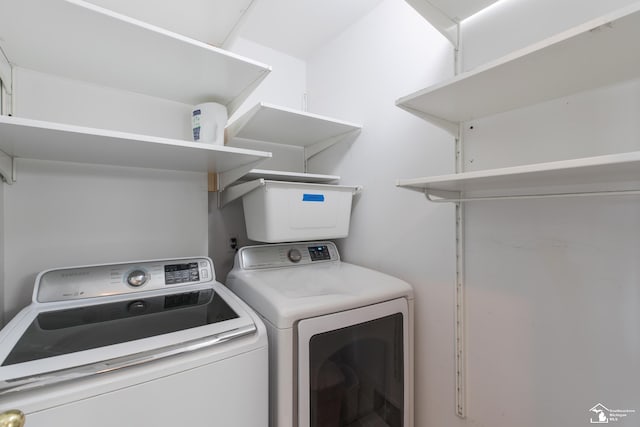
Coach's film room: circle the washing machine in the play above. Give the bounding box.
[226,242,414,427]
[0,257,268,427]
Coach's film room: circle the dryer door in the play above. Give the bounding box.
[297,298,409,427]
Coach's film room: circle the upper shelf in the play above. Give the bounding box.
[404,0,500,44]
[396,151,640,202]
[0,116,271,190]
[83,0,255,49]
[0,0,271,116]
[396,2,640,133]
[226,103,362,160]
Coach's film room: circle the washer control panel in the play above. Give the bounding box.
[36,258,214,303]
[238,242,340,270]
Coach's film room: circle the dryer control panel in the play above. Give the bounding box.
[238,242,340,270]
[35,257,214,303]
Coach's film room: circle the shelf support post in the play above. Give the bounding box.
[454,125,466,419]
[0,45,13,117]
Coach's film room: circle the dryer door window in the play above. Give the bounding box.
[298,298,409,427]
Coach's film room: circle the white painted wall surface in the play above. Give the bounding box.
[2,68,208,325]
[459,80,640,425]
[306,1,459,425]
[308,0,640,426]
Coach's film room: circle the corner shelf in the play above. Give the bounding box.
[0,0,271,115]
[226,103,362,160]
[396,2,640,134]
[220,102,361,201]
[396,151,640,202]
[0,116,271,190]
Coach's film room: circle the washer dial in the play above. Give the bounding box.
[127,269,149,287]
[287,248,302,263]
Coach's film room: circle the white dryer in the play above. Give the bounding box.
[226,242,414,427]
[0,257,268,427]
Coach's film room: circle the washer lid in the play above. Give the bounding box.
[227,261,413,329]
[0,282,257,394]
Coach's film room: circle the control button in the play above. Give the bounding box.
[127,300,147,314]
[200,261,207,267]
[127,270,148,287]
[201,269,208,279]
[288,248,302,263]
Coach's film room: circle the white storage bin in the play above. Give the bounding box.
[241,180,361,243]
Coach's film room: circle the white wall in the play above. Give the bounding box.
[306,1,459,425]
[308,0,640,426]
[458,1,640,423]
[2,68,208,325]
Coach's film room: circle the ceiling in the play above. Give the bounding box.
[85,0,385,59]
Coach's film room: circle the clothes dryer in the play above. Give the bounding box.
[226,242,414,427]
[0,257,268,427]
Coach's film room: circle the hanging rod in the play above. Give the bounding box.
[425,189,640,203]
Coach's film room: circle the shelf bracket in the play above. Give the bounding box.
[425,189,460,200]
[0,150,15,184]
[404,0,459,46]
[210,157,267,193]
[304,129,362,162]
[217,178,266,208]
[395,104,459,136]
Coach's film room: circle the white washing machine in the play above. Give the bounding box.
[226,242,414,427]
[0,257,268,427]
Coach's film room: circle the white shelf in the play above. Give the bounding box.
[242,169,339,183]
[0,0,271,115]
[404,0,500,44]
[396,2,640,134]
[396,151,640,202]
[226,103,362,160]
[0,116,271,190]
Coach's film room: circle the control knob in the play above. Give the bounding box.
[287,248,302,263]
[127,269,149,287]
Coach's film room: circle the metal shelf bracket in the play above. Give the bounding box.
[454,125,466,419]
[0,150,15,184]
[304,128,361,161]
[217,178,265,208]
[214,158,268,193]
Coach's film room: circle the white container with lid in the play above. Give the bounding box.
[241,180,361,243]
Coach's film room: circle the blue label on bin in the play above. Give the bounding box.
[302,194,325,202]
